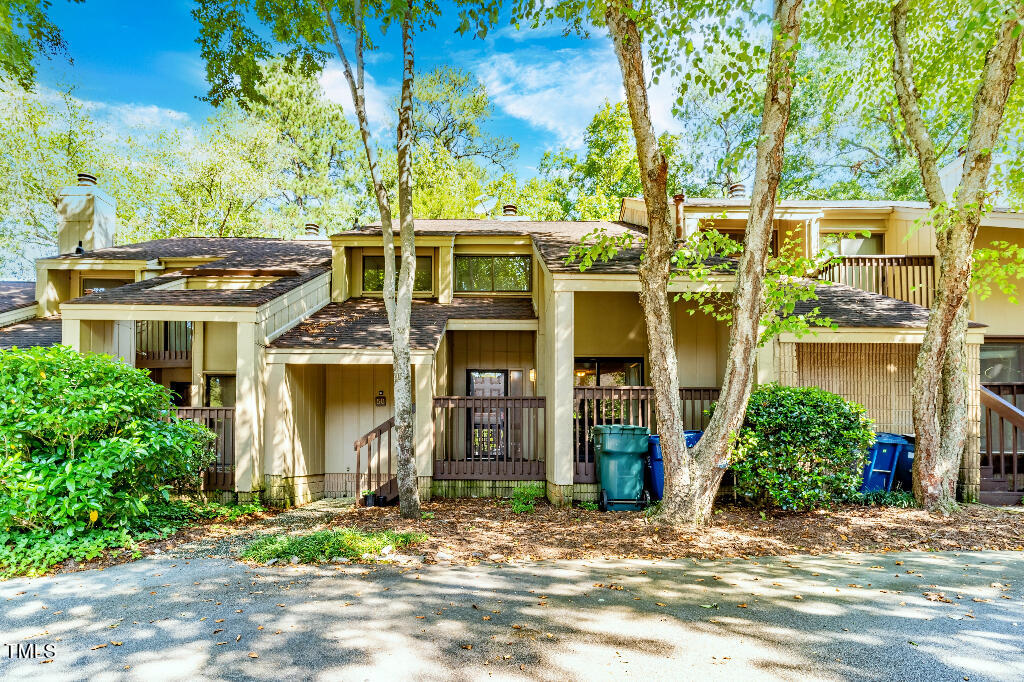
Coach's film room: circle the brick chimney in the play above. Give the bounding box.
[673,193,685,240]
[56,172,116,255]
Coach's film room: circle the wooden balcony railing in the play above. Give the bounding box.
[980,386,1024,504]
[175,406,235,490]
[354,416,398,503]
[433,396,546,481]
[573,386,720,483]
[137,321,193,368]
[819,255,936,308]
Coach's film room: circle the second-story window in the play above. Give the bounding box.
[362,255,432,292]
[454,255,532,293]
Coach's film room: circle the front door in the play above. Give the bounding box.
[468,370,507,461]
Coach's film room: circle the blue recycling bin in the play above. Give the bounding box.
[647,430,703,500]
[860,433,910,493]
[892,434,915,492]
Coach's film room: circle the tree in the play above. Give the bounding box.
[508,0,804,525]
[816,1,1024,508]
[194,0,454,518]
[411,65,518,169]
[0,1,82,90]
[248,60,373,231]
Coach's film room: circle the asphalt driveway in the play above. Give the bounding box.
[2,551,1022,681]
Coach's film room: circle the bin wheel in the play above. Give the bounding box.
[599,489,608,512]
[641,489,652,508]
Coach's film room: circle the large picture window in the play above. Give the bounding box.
[362,255,432,292]
[981,341,1024,384]
[455,255,531,292]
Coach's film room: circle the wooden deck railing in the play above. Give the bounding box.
[819,255,936,307]
[433,396,546,480]
[137,321,193,367]
[175,407,235,490]
[573,386,720,483]
[980,386,1024,504]
[354,416,398,502]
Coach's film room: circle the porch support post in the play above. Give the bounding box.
[438,242,454,304]
[61,318,82,352]
[546,289,574,504]
[414,360,435,496]
[332,246,350,302]
[960,340,982,503]
[234,322,257,495]
[191,322,205,407]
[263,361,291,506]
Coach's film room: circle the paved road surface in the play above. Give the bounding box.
[2,551,1022,681]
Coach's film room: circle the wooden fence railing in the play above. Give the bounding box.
[137,321,193,367]
[980,386,1024,504]
[433,396,546,480]
[176,406,235,490]
[819,255,936,308]
[354,415,398,502]
[573,386,720,483]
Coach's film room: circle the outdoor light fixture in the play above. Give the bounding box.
[529,369,536,382]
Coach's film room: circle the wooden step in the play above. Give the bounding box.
[981,477,1011,491]
[979,490,1023,506]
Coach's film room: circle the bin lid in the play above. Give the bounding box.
[874,432,910,444]
[592,424,650,435]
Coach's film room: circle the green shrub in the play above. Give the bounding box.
[847,490,917,508]
[241,528,427,563]
[0,346,216,535]
[508,484,545,514]
[729,384,875,511]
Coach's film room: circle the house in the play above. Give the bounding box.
[1,174,1021,506]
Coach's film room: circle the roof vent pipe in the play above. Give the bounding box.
[502,204,518,216]
[77,172,97,187]
[304,223,320,236]
[727,182,746,199]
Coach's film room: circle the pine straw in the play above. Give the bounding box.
[338,499,1024,563]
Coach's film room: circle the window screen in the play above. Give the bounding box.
[822,233,884,255]
[362,255,432,292]
[454,255,531,292]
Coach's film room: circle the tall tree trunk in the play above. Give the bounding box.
[322,0,420,516]
[393,13,421,517]
[606,0,690,518]
[891,0,1022,508]
[605,0,803,526]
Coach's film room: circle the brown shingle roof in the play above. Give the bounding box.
[791,282,985,329]
[0,281,36,315]
[270,297,536,350]
[0,317,61,349]
[53,237,332,269]
[64,267,329,308]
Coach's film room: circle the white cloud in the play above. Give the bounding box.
[319,62,395,131]
[478,41,683,149]
[90,101,193,131]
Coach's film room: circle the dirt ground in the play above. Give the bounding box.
[341,499,1024,562]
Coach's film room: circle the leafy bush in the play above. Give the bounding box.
[129,500,266,533]
[241,528,426,564]
[0,346,216,535]
[729,384,875,511]
[508,484,546,514]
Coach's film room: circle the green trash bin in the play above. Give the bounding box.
[593,424,652,511]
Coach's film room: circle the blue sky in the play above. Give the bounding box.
[38,0,683,177]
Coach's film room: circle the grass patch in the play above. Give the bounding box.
[0,500,267,579]
[240,528,427,564]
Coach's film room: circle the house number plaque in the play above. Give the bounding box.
[375,391,387,407]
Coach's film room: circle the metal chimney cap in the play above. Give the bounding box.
[727,182,746,199]
[77,172,98,186]
[304,223,321,236]
[502,204,518,216]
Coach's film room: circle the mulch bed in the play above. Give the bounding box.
[340,499,1024,562]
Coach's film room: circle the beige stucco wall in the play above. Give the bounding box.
[972,225,1024,337]
[203,322,237,373]
[324,364,396,487]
